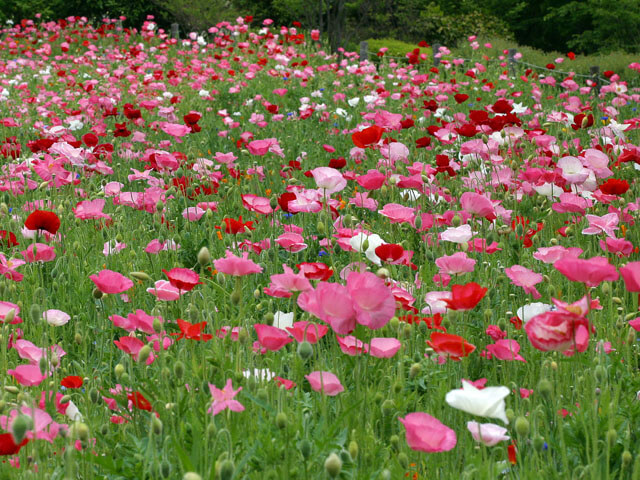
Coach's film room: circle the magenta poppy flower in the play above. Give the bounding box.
[208,379,245,416]
[553,256,618,287]
[8,364,47,386]
[486,339,526,362]
[89,270,134,294]
[398,412,457,453]
[620,262,640,292]
[162,268,200,292]
[213,250,263,276]
[254,324,294,351]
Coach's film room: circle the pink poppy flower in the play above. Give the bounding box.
[620,262,640,292]
[305,371,344,396]
[311,167,346,194]
[0,301,22,324]
[524,311,590,354]
[113,336,155,364]
[467,421,510,446]
[553,256,618,287]
[347,272,396,330]
[254,324,294,351]
[286,321,328,343]
[398,412,457,453]
[208,379,244,416]
[43,309,70,327]
[505,265,543,299]
[486,339,526,362]
[336,335,369,355]
[89,269,134,294]
[533,246,582,264]
[436,252,476,276]
[378,203,415,225]
[297,283,356,334]
[241,194,273,215]
[355,169,386,190]
[213,250,263,276]
[264,265,312,298]
[73,199,111,221]
[159,122,191,138]
[369,337,402,358]
[8,364,47,386]
[275,232,308,253]
[599,237,633,257]
[21,243,56,263]
[146,280,182,301]
[182,207,205,221]
[552,192,590,214]
[0,254,25,282]
[460,192,496,220]
[582,213,619,237]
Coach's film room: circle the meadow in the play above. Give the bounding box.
[0,14,640,479]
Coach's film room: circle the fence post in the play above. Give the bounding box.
[171,23,180,40]
[508,48,517,77]
[359,41,368,62]
[433,43,441,67]
[590,65,601,93]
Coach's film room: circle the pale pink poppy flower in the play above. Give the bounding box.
[356,169,386,190]
[8,364,47,386]
[467,421,510,446]
[286,321,328,344]
[208,379,244,416]
[275,232,308,253]
[305,371,344,396]
[103,240,127,256]
[43,309,70,327]
[440,224,474,244]
[246,138,284,157]
[311,167,346,194]
[486,339,526,362]
[551,192,590,214]
[0,254,25,282]
[398,412,457,452]
[264,265,312,298]
[144,239,180,254]
[460,192,496,220]
[146,280,181,301]
[525,311,590,355]
[347,271,396,330]
[73,198,111,221]
[533,246,582,264]
[182,207,206,221]
[241,194,273,215]
[214,151,238,166]
[213,250,263,276]
[159,122,191,138]
[349,192,378,211]
[336,335,369,355]
[505,265,543,299]
[436,252,476,276]
[90,269,134,294]
[582,213,619,237]
[554,256,618,287]
[21,243,56,263]
[369,337,402,358]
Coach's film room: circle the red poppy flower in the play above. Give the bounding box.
[375,244,404,262]
[82,133,99,147]
[297,262,333,281]
[508,443,517,464]
[571,113,594,130]
[567,51,576,60]
[443,282,487,311]
[603,70,614,78]
[455,124,477,137]
[61,375,83,388]
[415,136,431,148]
[223,216,255,234]
[162,268,201,292]
[127,391,152,411]
[423,99,438,112]
[114,122,131,137]
[24,210,61,234]
[0,230,18,248]
[454,94,469,104]
[170,319,213,341]
[278,192,297,213]
[545,63,555,70]
[400,118,414,129]
[0,433,28,455]
[426,332,475,360]
[600,178,629,195]
[351,125,384,149]
[328,157,346,169]
[274,376,296,390]
[399,313,446,332]
[492,99,512,114]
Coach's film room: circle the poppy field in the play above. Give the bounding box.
[2,14,640,480]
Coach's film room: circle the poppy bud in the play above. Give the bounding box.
[11,415,31,444]
[538,378,553,398]
[381,469,392,480]
[361,238,370,252]
[75,333,82,344]
[114,363,125,379]
[92,287,103,299]
[389,434,400,451]
[183,473,202,480]
[397,452,409,469]
[515,416,530,437]
[173,361,185,379]
[317,220,325,234]
[297,341,313,360]
[348,440,358,460]
[152,416,163,435]
[324,453,342,478]
[276,412,287,429]
[4,386,18,394]
[152,317,163,333]
[130,271,151,281]
[381,399,395,416]
[206,423,217,439]
[376,267,390,279]
[339,449,352,464]
[533,435,545,450]
[71,422,90,442]
[628,328,636,345]
[269,196,278,210]
[198,247,211,266]
[409,363,421,379]
[238,328,249,344]
[607,428,617,448]
[230,289,241,305]
[595,365,607,382]
[299,439,312,459]
[89,388,100,403]
[219,460,235,480]
[156,201,164,213]
[601,282,611,295]
[4,308,15,324]
[161,460,172,478]
[389,316,399,331]
[256,388,268,403]
[263,312,274,325]
[138,345,152,364]
[622,450,632,466]
[414,215,422,230]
